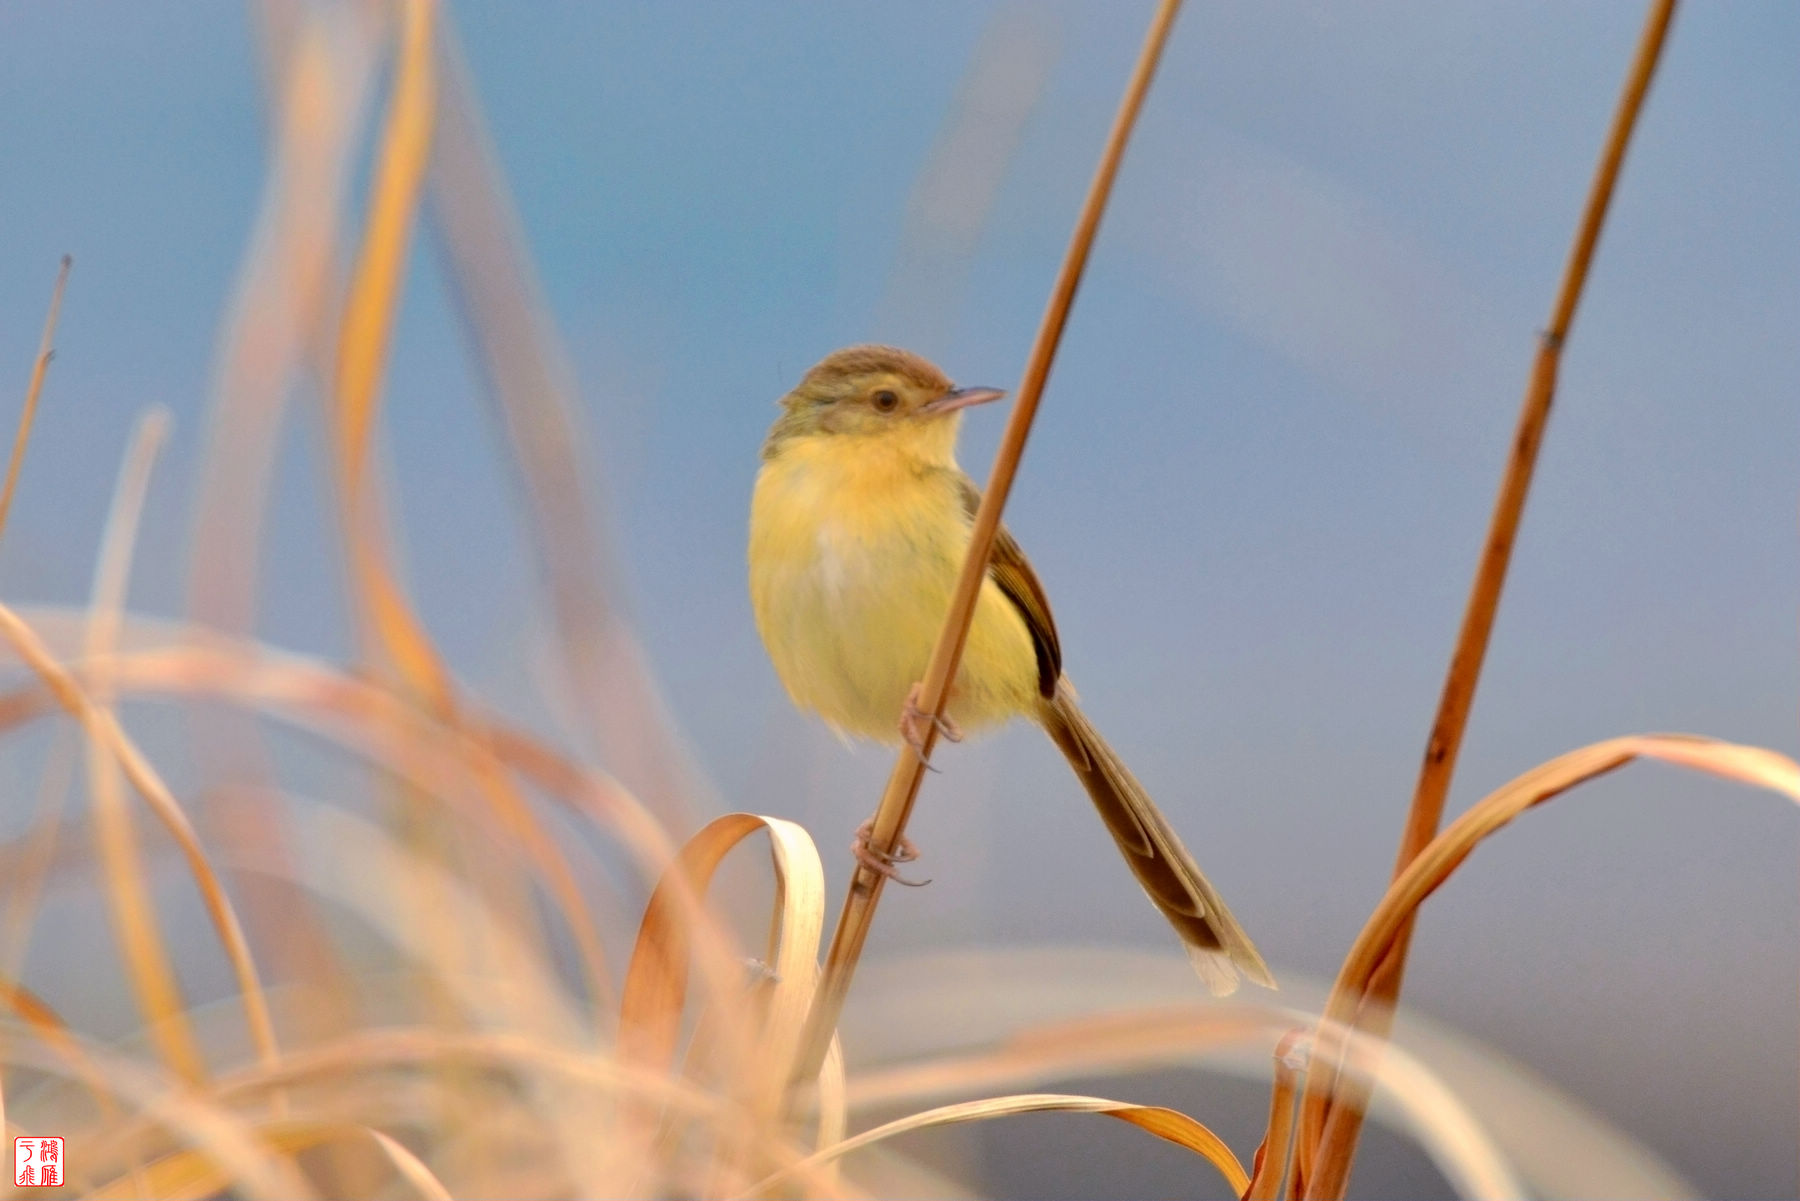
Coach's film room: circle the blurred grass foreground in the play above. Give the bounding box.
[1,2,1795,1199]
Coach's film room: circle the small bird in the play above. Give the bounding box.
[748,345,1273,995]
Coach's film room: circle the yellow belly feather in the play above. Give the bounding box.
[749,436,1041,743]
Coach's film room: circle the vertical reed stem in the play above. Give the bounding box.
[1295,3,1680,1195]
[788,0,1187,1092]
[0,256,73,545]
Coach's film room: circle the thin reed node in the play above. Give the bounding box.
[1292,1,1681,1195]
[0,255,72,545]
[788,0,1187,1097]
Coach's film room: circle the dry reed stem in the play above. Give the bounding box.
[1246,1031,1309,1201]
[1303,731,1789,1197]
[0,255,70,544]
[1296,2,1680,1195]
[793,0,1186,1093]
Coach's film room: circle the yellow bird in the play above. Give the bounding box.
[749,345,1273,995]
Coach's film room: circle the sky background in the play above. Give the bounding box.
[1,2,1796,1197]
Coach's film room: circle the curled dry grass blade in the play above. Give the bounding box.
[796,0,1187,1094]
[1300,734,1800,1194]
[1302,1,1683,1193]
[845,995,1524,1199]
[0,616,680,892]
[0,603,280,1075]
[619,811,837,1190]
[743,1092,1248,1199]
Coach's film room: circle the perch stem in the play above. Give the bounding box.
[787,0,1187,1094]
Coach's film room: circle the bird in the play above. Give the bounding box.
[747,345,1272,995]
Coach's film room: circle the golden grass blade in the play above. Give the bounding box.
[0,255,71,544]
[877,9,1057,347]
[0,603,279,1073]
[1302,3,1683,1192]
[367,1128,455,1201]
[750,818,826,1113]
[848,1004,1278,1111]
[208,1026,728,1118]
[78,410,211,1083]
[814,1034,848,1192]
[326,0,615,1017]
[1301,732,1797,1196]
[0,724,77,982]
[86,408,170,667]
[797,0,1187,1094]
[429,19,708,837]
[331,0,447,700]
[617,813,830,1193]
[271,803,588,1041]
[0,618,679,895]
[842,948,1607,1197]
[841,997,1528,1197]
[185,12,383,1044]
[0,979,121,1126]
[83,1120,451,1201]
[190,15,376,636]
[743,1092,1248,1199]
[2,1037,316,1200]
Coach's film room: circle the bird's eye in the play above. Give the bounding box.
[872,389,899,412]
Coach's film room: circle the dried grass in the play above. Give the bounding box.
[0,0,1784,1198]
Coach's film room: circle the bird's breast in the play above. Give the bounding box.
[749,439,1038,741]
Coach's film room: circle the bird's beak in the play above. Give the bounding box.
[918,385,1006,417]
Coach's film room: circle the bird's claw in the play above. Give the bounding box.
[899,682,962,767]
[853,819,930,887]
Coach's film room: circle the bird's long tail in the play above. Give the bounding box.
[1040,686,1274,996]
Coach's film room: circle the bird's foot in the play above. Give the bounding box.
[899,682,963,765]
[853,819,930,887]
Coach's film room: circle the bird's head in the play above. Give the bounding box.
[763,345,1004,463]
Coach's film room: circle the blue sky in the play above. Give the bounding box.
[2,3,1796,1196]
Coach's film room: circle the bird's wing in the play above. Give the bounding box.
[957,474,1061,698]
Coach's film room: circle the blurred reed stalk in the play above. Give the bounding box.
[0,256,71,544]
[789,0,1186,1095]
[1295,0,1681,1195]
